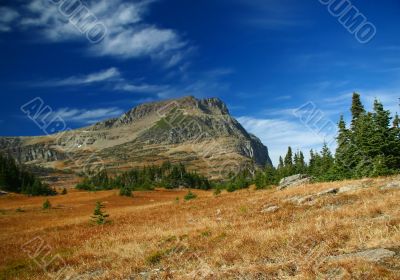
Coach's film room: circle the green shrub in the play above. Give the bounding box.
[119,186,132,197]
[42,199,51,210]
[184,191,197,201]
[16,208,25,213]
[146,251,163,265]
[213,188,222,196]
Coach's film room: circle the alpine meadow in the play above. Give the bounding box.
[1,1,400,279]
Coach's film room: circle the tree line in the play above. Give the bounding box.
[253,93,400,189]
[0,153,57,196]
[76,161,212,195]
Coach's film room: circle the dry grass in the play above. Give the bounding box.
[0,177,399,279]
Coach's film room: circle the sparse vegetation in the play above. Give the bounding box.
[61,188,67,195]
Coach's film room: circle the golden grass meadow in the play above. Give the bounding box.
[0,176,399,280]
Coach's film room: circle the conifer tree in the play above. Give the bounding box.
[351,92,365,128]
[278,156,284,169]
[91,201,110,225]
[334,115,353,179]
[284,147,293,168]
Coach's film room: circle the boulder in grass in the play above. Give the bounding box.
[326,248,396,263]
[278,174,311,190]
[380,180,400,190]
[261,205,280,213]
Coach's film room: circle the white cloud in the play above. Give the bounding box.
[38,67,121,87]
[92,26,186,61]
[114,83,167,93]
[0,7,20,32]
[323,88,400,116]
[34,67,166,94]
[54,107,124,124]
[238,116,337,166]
[12,0,188,66]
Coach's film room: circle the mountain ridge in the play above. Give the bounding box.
[0,96,272,179]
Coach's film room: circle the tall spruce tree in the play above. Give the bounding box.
[351,92,365,128]
[284,147,293,168]
[334,115,353,179]
[278,156,284,169]
[294,151,306,174]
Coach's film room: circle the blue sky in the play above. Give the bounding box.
[0,0,400,164]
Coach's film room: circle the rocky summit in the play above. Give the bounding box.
[0,96,272,179]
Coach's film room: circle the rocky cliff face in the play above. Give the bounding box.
[0,96,272,179]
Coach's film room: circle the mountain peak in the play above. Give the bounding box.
[0,96,271,179]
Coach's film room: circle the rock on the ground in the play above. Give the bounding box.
[285,195,314,205]
[338,184,364,194]
[380,181,400,190]
[261,205,280,213]
[278,174,311,190]
[316,188,339,196]
[0,190,8,196]
[327,248,396,263]
[285,188,339,205]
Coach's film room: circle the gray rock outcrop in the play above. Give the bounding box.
[278,174,311,190]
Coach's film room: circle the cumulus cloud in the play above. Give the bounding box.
[9,0,188,66]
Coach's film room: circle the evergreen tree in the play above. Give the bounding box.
[353,113,375,177]
[119,186,132,197]
[351,92,365,128]
[42,199,51,210]
[278,156,284,169]
[0,153,56,196]
[91,201,110,225]
[334,115,353,179]
[284,147,293,167]
[294,151,306,174]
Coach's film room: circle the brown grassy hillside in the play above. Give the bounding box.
[0,176,399,279]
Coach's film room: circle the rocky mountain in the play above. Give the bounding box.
[0,96,272,179]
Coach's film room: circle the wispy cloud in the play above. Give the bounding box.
[0,7,20,32]
[37,68,121,87]
[8,0,189,67]
[53,107,124,125]
[323,88,400,115]
[238,116,337,165]
[34,67,166,94]
[114,83,167,93]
